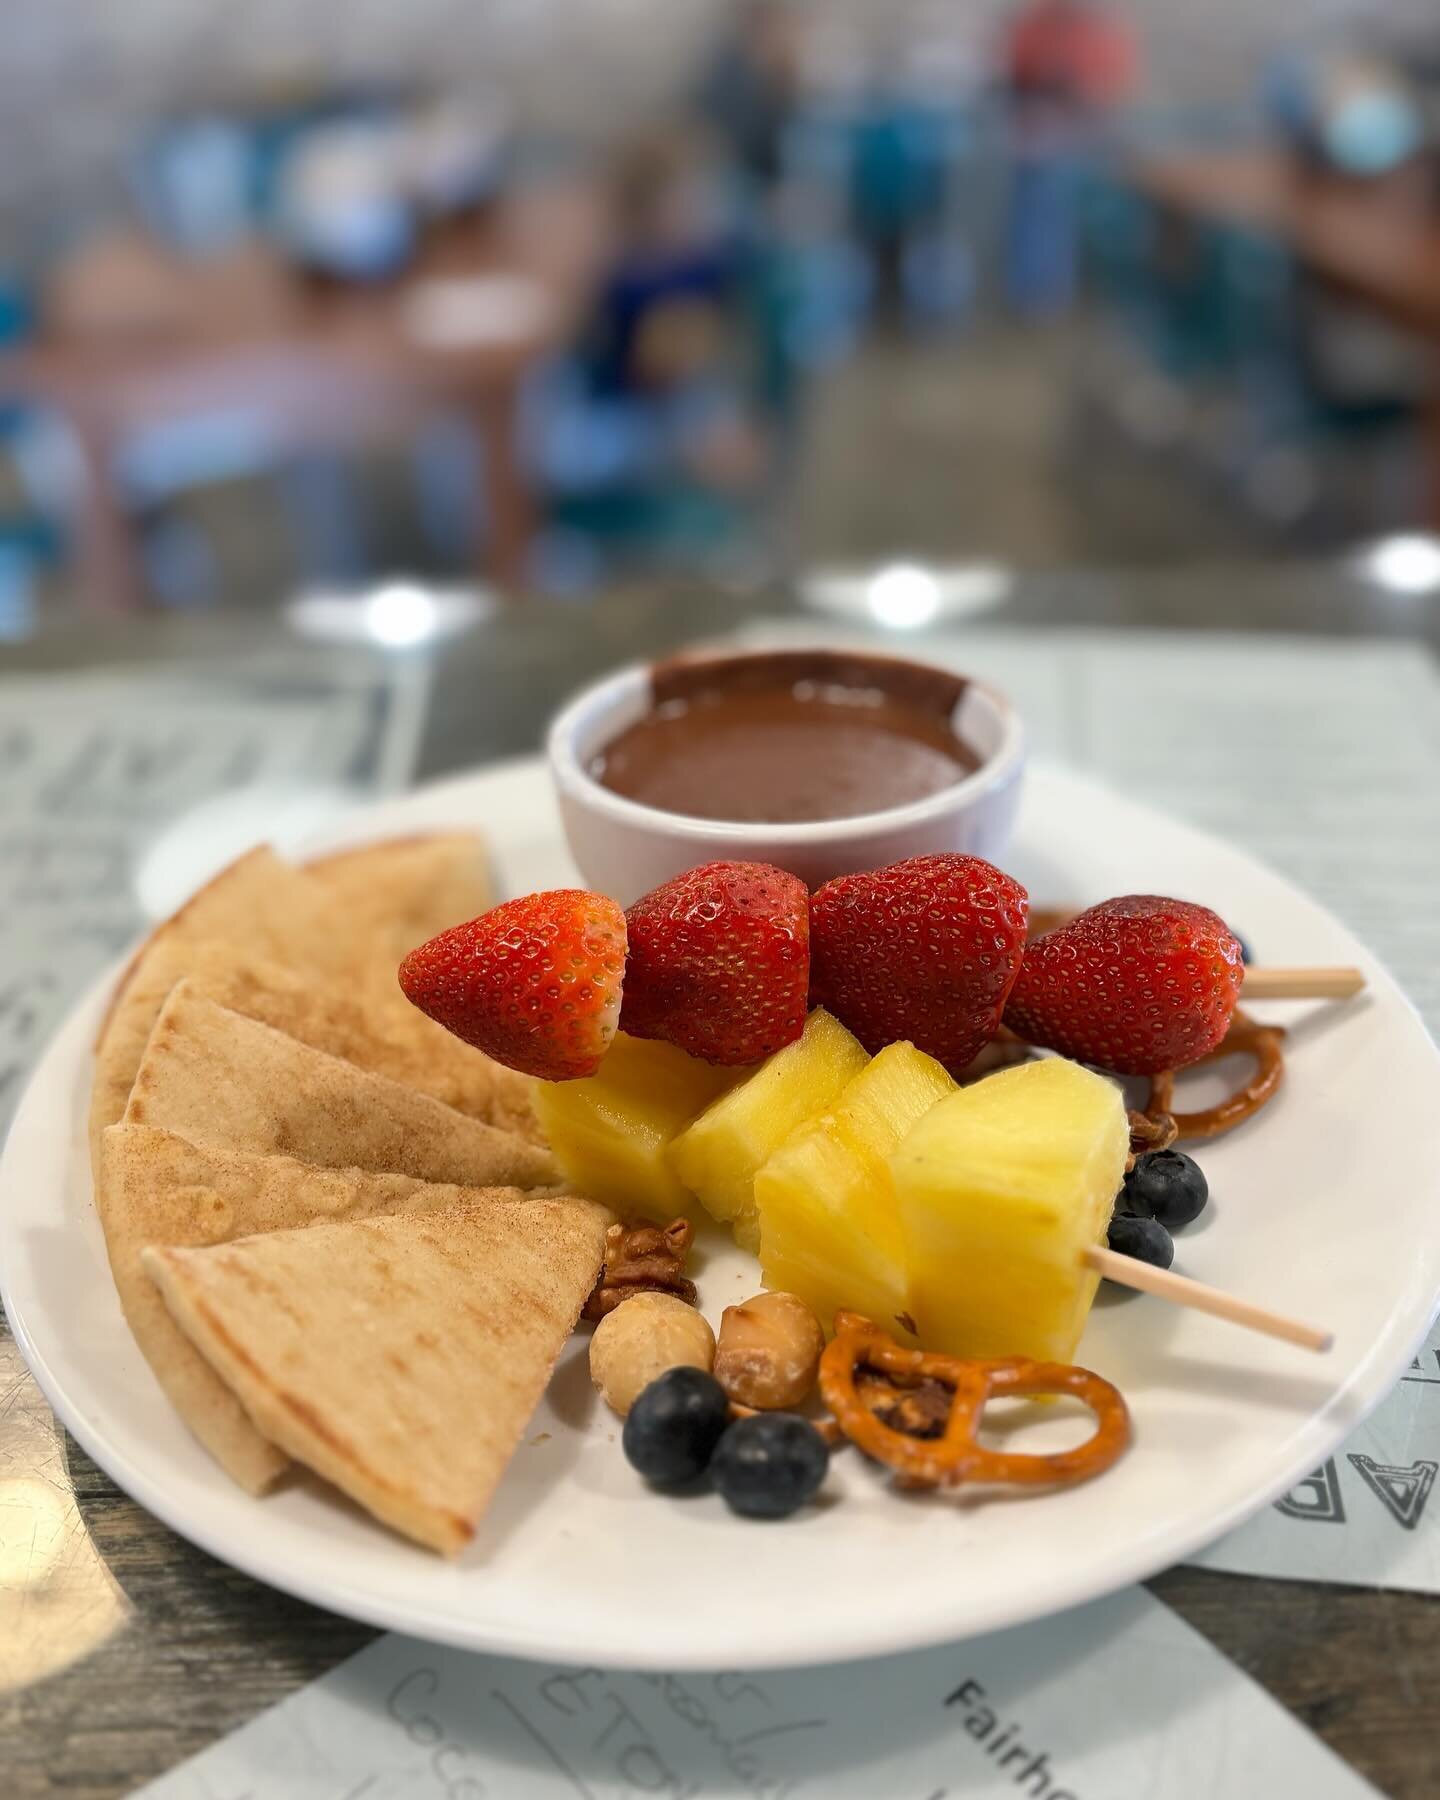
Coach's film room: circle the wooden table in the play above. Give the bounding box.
[1130,147,1440,524]
[2,576,1439,1797]
[0,183,609,608]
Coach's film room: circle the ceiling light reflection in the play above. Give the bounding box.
[868,562,942,629]
[801,561,1013,628]
[287,582,494,648]
[1359,534,1440,596]
[366,582,438,647]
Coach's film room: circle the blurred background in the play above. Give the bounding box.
[1,0,1439,625]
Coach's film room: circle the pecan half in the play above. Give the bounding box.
[855,1368,954,1440]
[1126,1107,1178,1169]
[582,1218,698,1321]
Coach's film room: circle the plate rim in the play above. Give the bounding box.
[3,754,1439,1669]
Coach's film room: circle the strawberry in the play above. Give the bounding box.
[398,890,626,1081]
[1004,894,1244,1075]
[809,854,1029,1075]
[622,861,809,1065]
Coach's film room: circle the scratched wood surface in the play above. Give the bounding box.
[3,579,1439,1796]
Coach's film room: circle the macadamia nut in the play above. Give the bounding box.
[590,1291,715,1417]
[713,1291,824,1410]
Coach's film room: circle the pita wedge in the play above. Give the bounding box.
[360,994,543,1144]
[124,984,558,1189]
[142,1193,609,1553]
[97,1125,562,1492]
[305,833,494,959]
[90,847,371,1173]
[180,942,543,1145]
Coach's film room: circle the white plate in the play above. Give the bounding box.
[4,757,1439,1670]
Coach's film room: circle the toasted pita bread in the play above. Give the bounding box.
[302,835,540,1136]
[361,991,542,1143]
[304,833,494,958]
[179,942,543,1144]
[93,838,540,1170]
[89,847,369,1174]
[98,1125,547,1492]
[142,1193,609,1553]
[123,984,557,1189]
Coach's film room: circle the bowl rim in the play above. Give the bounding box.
[545,645,1026,847]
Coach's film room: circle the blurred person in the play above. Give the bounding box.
[1255,41,1428,478]
[695,1,804,191]
[530,128,774,583]
[847,80,955,328]
[1004,0,1136,117]
[590,131,767,490]
[1263,44,1423,177]
[1000,0,1138,315]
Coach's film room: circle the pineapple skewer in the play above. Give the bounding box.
[532,1032,742,1222]
[756,1042,957,1337]
[670,1009,867,1252]
[891,1055,1334,1361]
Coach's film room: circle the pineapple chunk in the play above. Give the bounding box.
[756,1041,956,1338]
[669,1009,867,1251]
[532,1032,743,1222]
[892,1057,1128,1362]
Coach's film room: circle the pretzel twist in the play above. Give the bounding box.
[819,1313,1130,1490]
[1147,1008,1285,1140]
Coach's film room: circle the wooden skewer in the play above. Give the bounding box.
[1085,1246,1333,1354]
[1242,966,1365,1001]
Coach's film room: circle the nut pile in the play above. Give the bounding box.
[586,1220,833,1520]
[585,1219,1127,1520]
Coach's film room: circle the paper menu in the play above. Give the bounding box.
[0,663,417,1135]
[137,1588,1377,1799]
[1194,1312,1440,1592]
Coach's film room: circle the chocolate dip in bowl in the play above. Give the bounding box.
[547,647,1024,902]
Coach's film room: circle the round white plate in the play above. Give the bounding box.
[4,757,1439,1670]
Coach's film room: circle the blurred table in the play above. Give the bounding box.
[2,563,1440,1796]
[0,181,609,608]
[1130,148,1440,523]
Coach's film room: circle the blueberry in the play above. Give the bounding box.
[1121,1150,1209,1230]
[622,1368,730,1487]
[1235,932,1254,965]
[710,1413,829,1519]
[1106,1212,1175,1269]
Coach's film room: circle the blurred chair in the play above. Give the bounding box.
[1078,168,1154,328]
[1079,169,1421,529]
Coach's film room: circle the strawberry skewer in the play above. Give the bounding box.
[1241,966,1365,1000]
